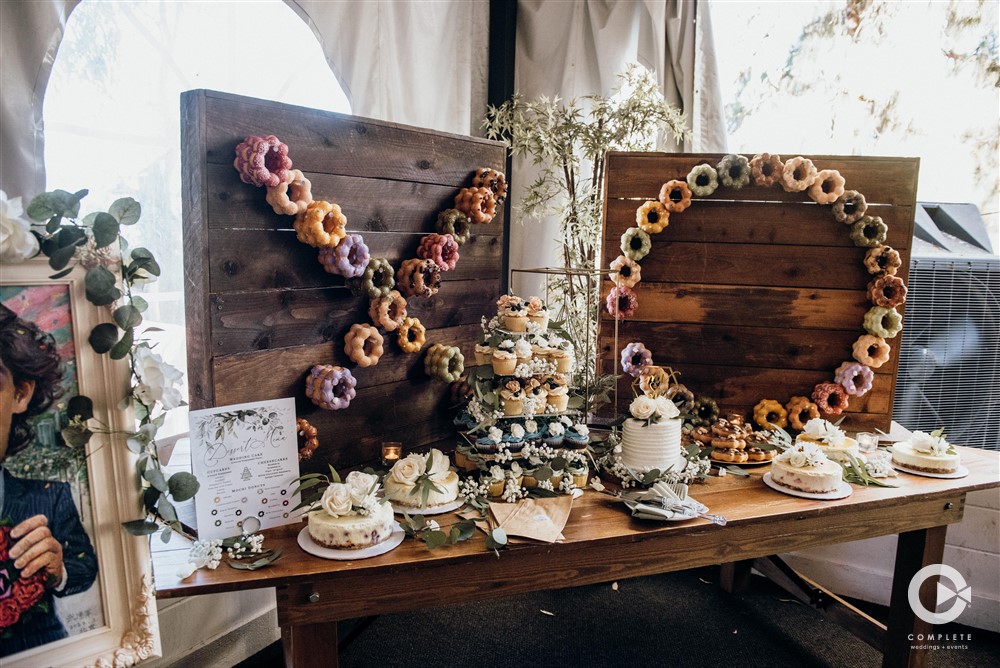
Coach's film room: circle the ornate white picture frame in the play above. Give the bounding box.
[1,259,160,667]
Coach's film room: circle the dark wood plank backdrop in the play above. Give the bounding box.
[182,90,506,469]
[599,153,918,433]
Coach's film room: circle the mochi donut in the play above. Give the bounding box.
[867,274,908,308]
[852,334,891,368]
[780,156,818,192]
[305,365,356,411]
[686,163,719,197]
[834,361,874,396]
[659,180,693,213]
[318,234,370,278]
[749,153,784,187]
[266,169,313,215]
[833,190,868,224]
[472,167,508,204]
[454,186,497,224]
[295,200,347,248]
[808,169,846,205]
[344,324,384,368]
[636,200,670,234]
[234,134,292,188]
[396,259,442,299]
[812,382,849,416]
[417,233,460,271]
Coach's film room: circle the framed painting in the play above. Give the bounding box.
[1,260,160,667]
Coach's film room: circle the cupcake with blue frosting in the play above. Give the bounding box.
[564,422,590,449]
[476,426,504,454]
[503,423,527,454]
[543,421,566,447]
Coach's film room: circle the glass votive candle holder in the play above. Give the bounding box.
[381,442,403,467]
[856,432,879,453]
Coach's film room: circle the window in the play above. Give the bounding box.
[44,0,351,438]
[710,0,998,251]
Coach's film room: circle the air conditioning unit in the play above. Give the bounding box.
[893,203,999,451]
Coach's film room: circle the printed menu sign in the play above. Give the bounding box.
[189,397,301,539]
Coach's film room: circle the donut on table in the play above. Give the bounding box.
[234,134,292,188]
[305,364,356,411]
[396,317,426,353]
[658,180,693,213]
[620,227,652,262]
[852,334,891,368]
[636,200,670,234]
[749,153,784,187]
[472,167,508,204]
[294,200,347,248]
[344,323,384,368]
[864,245,902,276]
[436,208,473,246]
[833,190,868,224]
[812,382,850,416]
[454,186,497,224]
[851,215,888,247]
[780,156,818,192]
[609,255,642,289]
[396,258,442,299]
[746,448,775,462]
[606,285,638,320]
[864,306,903,339]
[867,274,908,308]
[717,154,751,189]
[417,233,460,271]
[808,169,846,205]
[834,361,874,396]
[710,448,748,464]
[266,169,313,215]
[318,233,370,278]
[753,399,788,430]
[686,163,719,197]
[369,290,408,331]
[785,396,820,431]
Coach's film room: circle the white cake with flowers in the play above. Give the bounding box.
[619,395,683,473]
[891,429,961,474]
[382,448,460,508]
[770,441,843,494]
[795,418,860,463]
[307,471,395,549]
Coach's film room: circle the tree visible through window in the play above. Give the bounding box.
[710,0,998,251]
[44,0,351,437]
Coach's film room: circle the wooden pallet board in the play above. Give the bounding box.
[598,153,918,432]
[182,90,506,469]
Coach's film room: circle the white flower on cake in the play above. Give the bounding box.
[779,441,827,468]
[488,426,503,443]
[391,454,425,484]
[630,395,657,420]
[560,415,573,426]
[489,465,505,481]
[514,339,532,357]
[574,424,590,436]
[320,483,354,517]
[524,419,538,434]
[548,422,565,436]
[499,339,515,350]
[0,190,40,262]
[509,461,522,477]
[654,396,680,420]
[802,418,846,446]
[427,448,451,476]
[344,470,380,505]
[510,423,525,439]
[909,430,951,455]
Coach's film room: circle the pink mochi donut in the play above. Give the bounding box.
[319,234,370,278]
[305,365,356,411]
[834,361,874,396]
[234,134,292,188]
[606,286,638,321]
[416,233,460,271]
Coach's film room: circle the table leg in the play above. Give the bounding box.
[282,621,339,668]
[883,525,948,668]
[719,559,754,593]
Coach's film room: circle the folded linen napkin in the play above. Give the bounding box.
[488,496,573,543]
[619,482,709,521]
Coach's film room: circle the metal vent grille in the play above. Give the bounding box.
[894,257,1000,451]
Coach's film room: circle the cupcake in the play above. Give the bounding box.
[500,381,525,417]
[475,343,493,366]
[527,296,549,332]
[569,463,589,488]
[503,423,526,452]
[492,349,516,376]
[547,385,570,412]
[475,426,504,454]
[564,423,590,449]
[544,421,566,447]
[504,302,528,332]
[486,465,506,497]
[550,349,574,373]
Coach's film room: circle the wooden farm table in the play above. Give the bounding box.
[154,446,999,668]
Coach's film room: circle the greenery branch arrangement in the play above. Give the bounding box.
[11,188,195,542]
[484,63,690,387]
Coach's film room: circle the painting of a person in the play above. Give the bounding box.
[0,304,98,657]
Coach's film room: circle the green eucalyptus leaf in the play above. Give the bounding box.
[91,212,120,248]
[168,472,201,502]
[26,191,64,222]
[48,267,74,280]
[144,465,168,492]
[122,519,159,536]
[47,244,78,272]
[45,217,63,234]
[160,525,173,543]
[423,530,447,549]
[486,527,508,550]
[109,197,141,225]
[85,265,121,306]
[157,497,177,522]
[60,424,92,447]
[66,395,94,421]
[88,323,120,353]
[114,304,143,329]
[131,295,149,312]
[109,327,134,360]
[142,487,160,513]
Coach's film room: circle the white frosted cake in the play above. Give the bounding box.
[770,442,843,494]
[383,448,460,508]
[307,471,394,549]
[795,418,859,463]
[891,431,960,473]
[308,501,394,549]
[620,418,682,472]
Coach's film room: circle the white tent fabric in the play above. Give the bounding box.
[509,0,727,294]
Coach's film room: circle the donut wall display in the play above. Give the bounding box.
[182,90,507,468]
[598,152,918,433]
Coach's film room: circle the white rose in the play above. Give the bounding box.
[489,465,504,481]
[427,448,450,476]
[788,450,807,468]
[524,419,538,433]
[560,415,573,426]
[630,395,657,420]
[655,396,679,419]
[910,431,949,455]
[0,191,40,262]
[488,426,503,443]
[133,346,185,409]
[345,470,379,505]
[320,483,353,517]
[509,461,522,477]
[514,339,532,357]
[802,418,829,440]
[510,424,525,438]
[548,422,565,436]
[391,454,425,484]
[574,424,590,436]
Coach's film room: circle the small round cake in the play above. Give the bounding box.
[308,501,394,549]
[771,442,843,494]
[891,431,960,473]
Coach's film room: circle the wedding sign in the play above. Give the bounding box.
[189,398,301,539]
